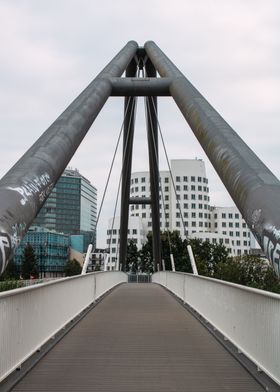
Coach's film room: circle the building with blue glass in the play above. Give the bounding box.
[32,168,97,251]
[15,227,69,276]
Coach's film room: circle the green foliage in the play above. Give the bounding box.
[21,244,39,279]
[64,259,82,276]
[126,240,139,273]
[214,255,280,293]
[138,234,154,273]
[0,280,24,292]
[188,238,229,276]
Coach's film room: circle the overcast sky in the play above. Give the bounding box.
[0,0,279,247]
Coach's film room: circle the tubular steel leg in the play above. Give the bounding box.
[119,60,137,272]
[0,41,138,275]
[145,40,280,273]
[146,59,162,272]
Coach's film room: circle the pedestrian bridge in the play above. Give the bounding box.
[1,271,279,391]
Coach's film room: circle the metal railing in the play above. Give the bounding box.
[0,271,127,382]
[152,271,280,386]
[127,273,152,283]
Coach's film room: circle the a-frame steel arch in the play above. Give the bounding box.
[0,41,280,275]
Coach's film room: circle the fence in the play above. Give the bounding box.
[0,271,127,382]
[152,271,280,386]
[127,274,152,283]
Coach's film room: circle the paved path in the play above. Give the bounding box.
[13,283,264,391]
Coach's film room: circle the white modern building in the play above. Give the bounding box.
[210,206,252,256]
[107,216,147,269]
[107,159,253,260]
[130,159,211,238]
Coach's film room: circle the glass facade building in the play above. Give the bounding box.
[15,227,69,275]
[33,168,97,251]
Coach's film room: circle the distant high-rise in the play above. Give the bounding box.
[33,168,97,251]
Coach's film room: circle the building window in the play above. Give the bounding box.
[164,186,169,192]
[191,203,196,209]
[176,176,181,182]
[191,194,196,200]
[184,203,188,209]
[184,194,188,200]
[183,185,188,191]
[243,232,247,237]
[176,212,180,218]
[165,195,169,201]
[222,213,226,219]
[198,194,202,200]
[235,213,239,219]
[142,213,146,218]
[229,231,233,236]
[184,212,188,218]
[135,178,138,183]
[141,177,145,183]
[199,204,203,209]
[176,221,181,227]
[165,177,169,183]
[191,176,195,182]
[229,213,233,219]
[235,222,239,228]
[229,222,233,228]
[176,185,180,191]
[198,177,202,182]
[191,185,195,191]
[236,231,240,237]
[183,176,188,182]
[192,222,196,227]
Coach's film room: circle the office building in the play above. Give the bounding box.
[33,168,97,251]
[15,226,69,276]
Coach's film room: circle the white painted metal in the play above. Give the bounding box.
[170,253,175,272]
[152,271,280,385]
[82,244,93,274]
[104,253,109,271]
[0,271,127,382]
[187,245,198,275]
[162,259,165,272]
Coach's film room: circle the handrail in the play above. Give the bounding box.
[153,271,280,385]
[0,271,127,382]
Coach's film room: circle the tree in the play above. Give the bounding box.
[126,240,139,273]
[138,233,154,273]
[214,254,280,293]
[187,238,229,276]
[64,259,82,276]
[21,244,39,279]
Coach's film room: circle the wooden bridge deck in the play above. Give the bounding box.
[12,283,264,391]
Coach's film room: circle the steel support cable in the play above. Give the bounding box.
[144,97,173,259]
[150,98,189,239]
[90,96,133,245]
[109,96,139,269]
